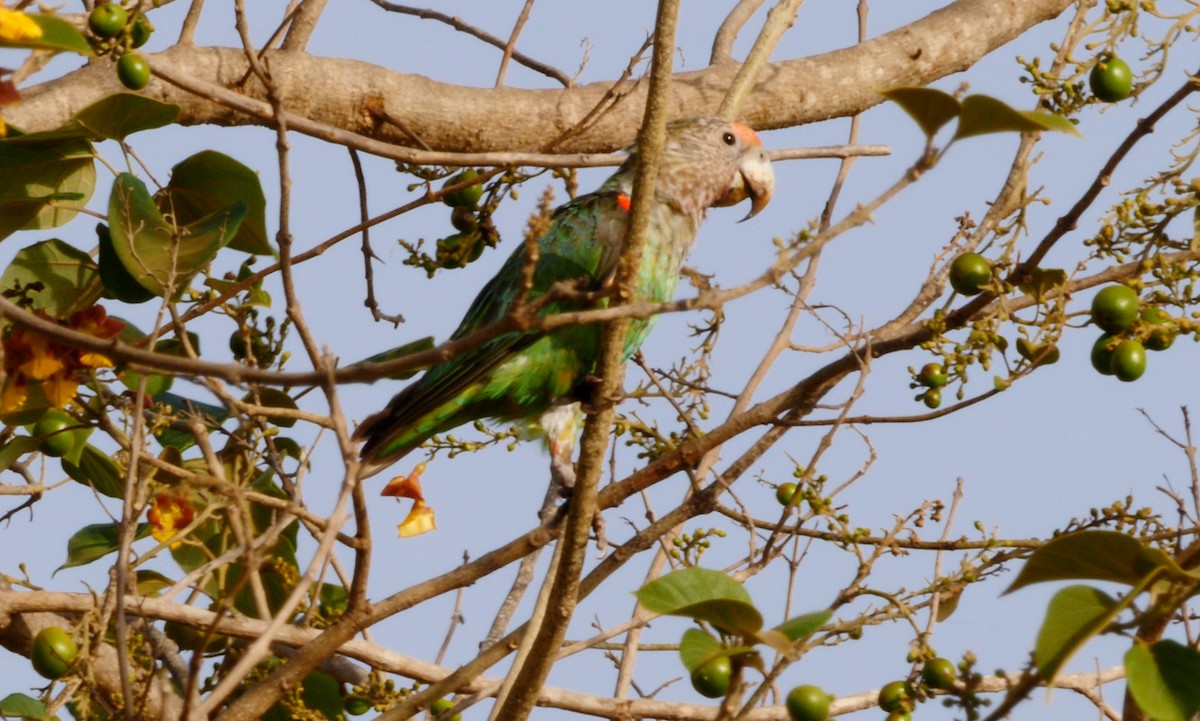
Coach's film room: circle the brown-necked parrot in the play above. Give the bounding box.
[356,117,773,480]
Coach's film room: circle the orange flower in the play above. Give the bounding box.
[147,493,196,547]
[1,304,125,413]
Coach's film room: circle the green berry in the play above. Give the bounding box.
[878,680,913,713]
[1111,339,1146,382]
[442,169,483,208]
[1090,55,1133,102]
[949,253,992,296]
[776,482,800,506]
[1090,285,1139,333]
[786,684,831,721]
[918,363,947,388]
[88,3,128,39]
[31,627,77,679]
[922,657,957,690]
[117,52,151,90]
[690,655,733,698]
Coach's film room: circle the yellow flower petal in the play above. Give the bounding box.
[0,9,42,42]
[18,335,63,380]
[77,352,114,369]
[43,373,78,409]
[1,380,27,414]
[398,502,436,538]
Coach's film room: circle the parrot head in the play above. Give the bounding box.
[636,116,774,224]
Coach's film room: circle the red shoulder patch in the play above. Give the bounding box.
[616,193,631,211]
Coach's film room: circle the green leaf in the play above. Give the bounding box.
[108,173,244,297]
[72,93,180,141]
[97,222,157,304]
[770,609,832,642]
[1006,530,1178,592]
[350,336,437,380]
[57,522,150,572]
[636,567,762,635]
[245,387,299,428]
[0,436,39,472]
[0,692,52,721]
[61,444,126,499]
[152,392,230,450]
[880,86,960,137]
[679,628,723,673]
[1033,585,1124,682]
[159,150,271,255]
[135,569,175,597]
[955,95,1081,139]
[0,13,91,54]
[0,137,95,238]
[0,238,103,317]
[1126,640,1200,721]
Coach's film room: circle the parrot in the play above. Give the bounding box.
[355,116,774,482]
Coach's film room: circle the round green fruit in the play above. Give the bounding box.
[922,657,957,690]
[1141,307,1176,351]
[691,655,733,699]
[344,696,372,716]
[429,698,461,720]
[949,253,992,296]
[1112,339,1146,382]
[776,482,800,506]
[1090,55,1133,102]
[785,684,831,721]
[442,169,483,208]
[1090,284,1139,333]
[922,388,942,409]
[878,680,913,713]
[31,626,77,679]
[88,3,128,38]
[129,14,153,48]
[1091,334,1118,375]
[450,205,478,232]
[117,52,151,90]
[885,713,913,721]
[918,363,947,388]
[33,410,74,458]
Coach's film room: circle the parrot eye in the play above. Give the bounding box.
[722,131,736,146]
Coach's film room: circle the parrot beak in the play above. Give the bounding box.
[715,143,774,221]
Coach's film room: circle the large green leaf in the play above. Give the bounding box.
[881,86,960,138]
[1006,530,1178,592]
[0,692,52,721]
[108,173,245,297]
[61,444,126,499]
[57,522,150,572]
[72,93,180,141]
[0,238,103,317]
[1126,640,1200,721]
[636,567,762,635]
[97,223,157,304]
[0,13,91,54]
[1033,585,1124,681]
[955,95,1081,139]
[679,628,722,673]
[159,151,271,255]
[757,609,834,654]
[0,138,95,238]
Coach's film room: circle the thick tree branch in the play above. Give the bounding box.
[9,0,1073,150]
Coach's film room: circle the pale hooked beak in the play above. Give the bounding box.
[715,143,774,221]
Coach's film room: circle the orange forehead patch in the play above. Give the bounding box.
[731,123,762,146]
